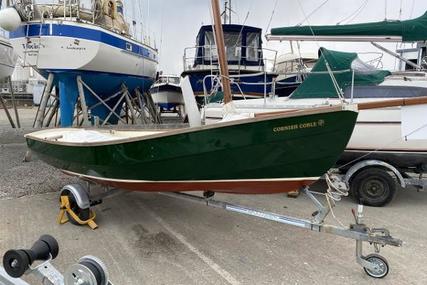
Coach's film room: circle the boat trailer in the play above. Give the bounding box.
[160,190,402,278]
[56,178,402,279]
[0,235,113,285]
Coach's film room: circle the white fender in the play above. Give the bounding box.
[0,8,22,32]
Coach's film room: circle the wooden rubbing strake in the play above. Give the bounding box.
[357,96,427,110]
[254,96,427,119]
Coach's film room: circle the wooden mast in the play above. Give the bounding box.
[211,0,232,104]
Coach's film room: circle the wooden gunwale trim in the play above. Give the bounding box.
[254,96,427,119]
[25,104,351,147]
[358,96,427,110]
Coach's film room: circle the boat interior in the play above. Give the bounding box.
[27,128,169,144]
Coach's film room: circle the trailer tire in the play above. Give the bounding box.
[61,190,91,226]
[351,168,396,207]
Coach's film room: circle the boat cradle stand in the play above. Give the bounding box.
[58,183,402,279]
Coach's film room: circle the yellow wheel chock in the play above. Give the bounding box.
[57,195,98,230]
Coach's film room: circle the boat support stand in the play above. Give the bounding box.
[160,188,402,279]
[59,183,402,278]
[31,73,162,128]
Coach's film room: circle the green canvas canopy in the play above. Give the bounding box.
[271,12,427,42]
[291,48,391,99]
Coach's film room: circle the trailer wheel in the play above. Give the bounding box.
[351,168,396,207]
[61,190,91,226]
[363,254,389,278]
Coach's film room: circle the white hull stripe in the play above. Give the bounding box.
[62,170,320,184]
[346,149,427,154]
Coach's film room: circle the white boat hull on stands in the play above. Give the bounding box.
[8,20,158,126]
[151,90,184,108]
[0,37,17,80]
[9,21,157,77]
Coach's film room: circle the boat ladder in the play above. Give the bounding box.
[22,21,43,68]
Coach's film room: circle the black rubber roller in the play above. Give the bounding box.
[2,235,59,278]
[3,249,31,278]
[31,235,59,261]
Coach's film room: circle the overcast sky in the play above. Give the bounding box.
[124,0,427,74]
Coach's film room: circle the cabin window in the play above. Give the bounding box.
[159,77,168,84]
[204,32,217,61]
[247,33,260,62]
[203,31,243,62]
[168,77,180,84]
[351,58,376,74]
[126,43,132,52]
[224,32,242,62]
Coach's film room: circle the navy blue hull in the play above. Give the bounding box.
[158,103,180,110]
[275,76,301,97]
[40,70,154,126]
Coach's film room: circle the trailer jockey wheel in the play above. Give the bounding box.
[64,255,109,285]
[363,254,389,278]
[351,168,396,207]
[62,189,91,225]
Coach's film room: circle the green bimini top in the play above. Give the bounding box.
[271,12,427,42]
[291,48,391,99]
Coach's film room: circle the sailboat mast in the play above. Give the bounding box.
[212,0,232,104]
[228,0,232,24]
[223,0,228,23]
[223,0,232,25]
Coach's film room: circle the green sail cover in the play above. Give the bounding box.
[291,48,391,99]
[271,12,427,42]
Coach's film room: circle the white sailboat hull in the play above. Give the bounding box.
[348,109,426,152]
[9,21,157,78]
[0,38,17,80]
[152,90,184,104]
[204,97,427,156]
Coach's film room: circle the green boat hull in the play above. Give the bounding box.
[26,108,358,194]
